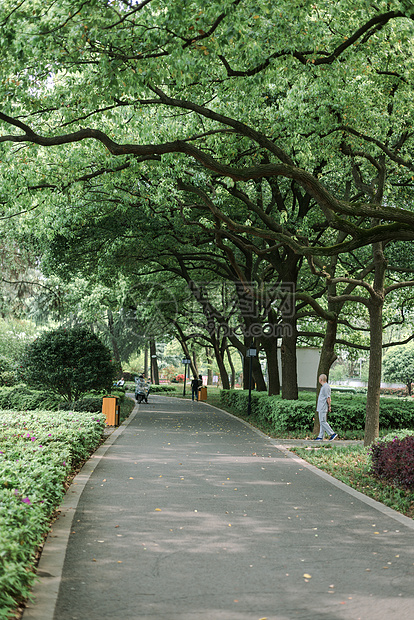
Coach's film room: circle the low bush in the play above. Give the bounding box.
[0,385,122,414]
[380,387,408,397]
[0,409,105,618]
[220,389,414,436]
[369,433,414,490]
[60,396,103,413]
[0,385,62,411]
[220,390,314,434]
[150,384,178,393]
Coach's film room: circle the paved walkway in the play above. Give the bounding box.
[23,396,414,620]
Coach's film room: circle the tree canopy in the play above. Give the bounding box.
[2,1,414,443]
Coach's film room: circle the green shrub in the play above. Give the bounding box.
[220,390,414,435]
[60,397,103,413]
[220,390,315,433]
[0,385,117,414]
[149,384,177,393]
[0,385,63,411]
[0,409,105,617]
[108,389,126,401]
[21,326,116,401]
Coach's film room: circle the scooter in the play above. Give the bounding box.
[135,377,150,403]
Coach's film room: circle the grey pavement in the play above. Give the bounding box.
[23,395,414,620]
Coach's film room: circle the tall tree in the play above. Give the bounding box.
[2,1,414,443]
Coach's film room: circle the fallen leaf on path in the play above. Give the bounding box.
[303,574,312,579]
[155,508,162,511]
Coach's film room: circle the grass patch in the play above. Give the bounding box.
[291,444,414,519]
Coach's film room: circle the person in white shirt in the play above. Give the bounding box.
[314,374,337,441]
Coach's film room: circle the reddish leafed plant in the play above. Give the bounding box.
[370,436,414,490]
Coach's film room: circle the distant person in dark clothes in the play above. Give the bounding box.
[191,375,202,401]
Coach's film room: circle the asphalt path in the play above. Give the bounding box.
[23,395,414,620]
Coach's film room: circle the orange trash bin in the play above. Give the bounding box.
[102,396,120,426]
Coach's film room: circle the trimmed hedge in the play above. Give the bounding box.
[220,389,414,435]
[149,384,178,393]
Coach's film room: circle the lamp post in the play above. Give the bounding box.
[182,357,191,396]
[246,344,257,415]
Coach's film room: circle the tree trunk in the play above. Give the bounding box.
[150,338,159,385]
[214,347,230,390]
[281,316,298,399]
[226,348,236,389]
[144,343,149,378]
[252,356,267,391]
[364,241,386,447]
[107,309,121,370]
[364,300,383,446]
[261,334,280,396]
[191,347,198,376]
[213,341,230,390]
[206,347,214,385]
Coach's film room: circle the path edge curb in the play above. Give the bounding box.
[207,401,414,530]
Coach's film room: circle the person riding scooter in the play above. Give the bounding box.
[135,374,150,403]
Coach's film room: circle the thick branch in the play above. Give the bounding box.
[4,110,414,247]
[219,11,408,76]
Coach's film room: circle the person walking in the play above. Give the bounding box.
[314,374,338,441]
[191,375,201,401]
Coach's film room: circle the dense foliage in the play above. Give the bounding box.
[2,1,414,444]
[382,343,414,395]
[0,409,105,618]
[21,326,116,401]
[0,384,111,414]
